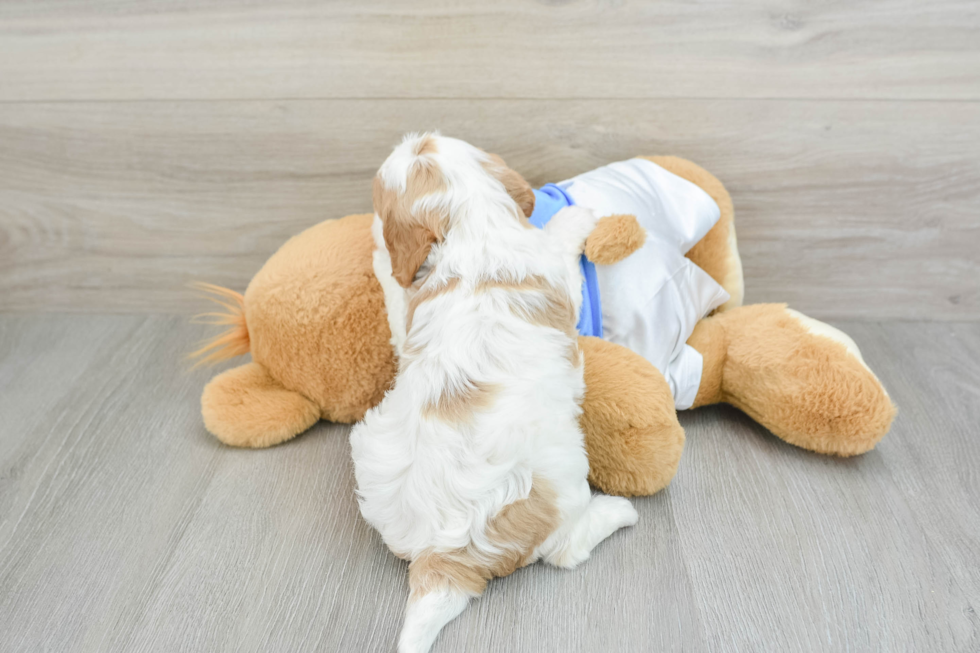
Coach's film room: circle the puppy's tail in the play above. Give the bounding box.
[399,555,485,653]
[187,282,250,367]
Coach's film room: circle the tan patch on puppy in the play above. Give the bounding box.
[413,134,439,157]
[565,340,582,368]
[422,379,499,425]
[481,153,536,222]
[408,550,488,598]
[374,136,449,288]
[407,478,560,600]
[473,276,541,294]
[522,284,577,340]
[483,478,560,573]
[476,275,577,339]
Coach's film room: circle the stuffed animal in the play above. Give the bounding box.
[192,154,895,497]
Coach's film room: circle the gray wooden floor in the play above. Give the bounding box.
[1,315,977,652]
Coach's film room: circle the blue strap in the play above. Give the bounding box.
[529,186,603,338]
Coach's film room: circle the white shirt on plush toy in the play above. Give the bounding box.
[373,157,729,411]
[534,158,729,410]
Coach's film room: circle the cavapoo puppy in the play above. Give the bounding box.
[350,133,638,653]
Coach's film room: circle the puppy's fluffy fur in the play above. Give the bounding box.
[352,134,638,653]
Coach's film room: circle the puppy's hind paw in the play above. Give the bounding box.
[594,494,639,530]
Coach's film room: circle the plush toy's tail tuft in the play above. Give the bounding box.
[188,282,250,367]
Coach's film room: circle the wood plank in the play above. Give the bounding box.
[672,319,980,652]
[1,0,978,102]
[0,315,703,652]
[847,321,980,610]
[1,316,978,651]
[1,99,977,319]
[0,315,143,474]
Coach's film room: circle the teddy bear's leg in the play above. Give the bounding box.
[201,362,321,448]
[639,155,743,311]
[578,336,686,496]
[687,304,896,456]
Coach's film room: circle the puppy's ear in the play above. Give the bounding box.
[384,219,437,288]
[485,153,535,218]
[374,176,438,288]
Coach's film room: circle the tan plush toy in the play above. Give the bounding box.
[193,155,895,497]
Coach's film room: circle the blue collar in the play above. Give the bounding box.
[529,185,603,338]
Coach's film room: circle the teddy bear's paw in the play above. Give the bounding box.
[712,304,896,456]
[201,362,321,448]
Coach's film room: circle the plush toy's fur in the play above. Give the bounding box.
[577,336,685,496]
[199,214,396,446]
[688,304,895,456]
[583,214,646,266]
[194,156,896,497]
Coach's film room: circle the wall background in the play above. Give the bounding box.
[1,0,978,318]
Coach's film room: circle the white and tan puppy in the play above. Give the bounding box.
[351,133,638,653]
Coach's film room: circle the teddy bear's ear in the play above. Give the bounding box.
[484,153,535,218]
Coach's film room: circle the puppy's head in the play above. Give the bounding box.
[374,133,535,287]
